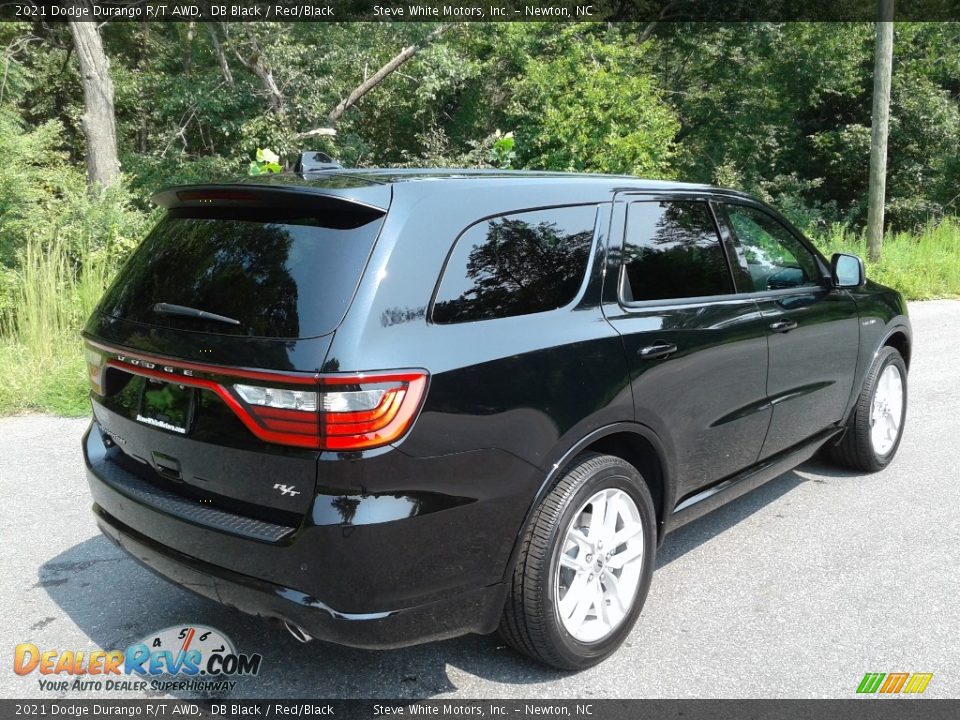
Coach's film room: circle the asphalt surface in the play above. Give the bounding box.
[2,300,958,700]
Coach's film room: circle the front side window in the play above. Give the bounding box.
[432,205,597,324]
[724,204,822,292]
[620,201,733,303]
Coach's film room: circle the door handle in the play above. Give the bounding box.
[769,319,798,333]
[639,342,678,360]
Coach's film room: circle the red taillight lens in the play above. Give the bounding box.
[322,374,428,450]
[230,384,321,447]
[231,372,428,450]
[86,340,427,452]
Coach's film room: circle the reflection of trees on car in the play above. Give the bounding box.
[102,218,300,337]
[728,210,811,290]
[434,218,593,323]
[623,202,731,300]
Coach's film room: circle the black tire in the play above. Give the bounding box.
[826,346,908,472]
[498,452,656,670]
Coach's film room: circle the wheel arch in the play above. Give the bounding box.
[882,325,912,369]
[840,320,912,427]
[501,422,675,584]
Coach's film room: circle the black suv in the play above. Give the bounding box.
[82,168,910,670]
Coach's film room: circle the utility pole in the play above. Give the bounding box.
[867,0,894,262]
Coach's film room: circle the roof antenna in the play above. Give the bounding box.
[296,151,342,174]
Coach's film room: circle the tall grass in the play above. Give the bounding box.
[0,238,123,416]
[813,216,960,300]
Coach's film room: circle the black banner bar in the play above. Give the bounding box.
[2,0,959,23]
[2,700,960,720]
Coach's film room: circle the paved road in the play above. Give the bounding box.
[2,300,958,700]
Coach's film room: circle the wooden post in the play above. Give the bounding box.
[867,0,894,262]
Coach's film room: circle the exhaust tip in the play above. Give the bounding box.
[284,621,313,643]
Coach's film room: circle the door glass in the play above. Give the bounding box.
[620,201,733,302]
[724,205,822,292]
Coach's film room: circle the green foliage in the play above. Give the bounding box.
[0,234,127,416]
[248,147,282,175]
[122,154,236,200]
[0,110,150,416]
[0,110,150,312]
[656,22,960,229]
[504,25,678,176]
[489,131,516,169]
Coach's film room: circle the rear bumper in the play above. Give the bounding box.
[83,421,528,649]
[93,503,506,649]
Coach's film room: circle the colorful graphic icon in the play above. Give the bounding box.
[857,672,933,694]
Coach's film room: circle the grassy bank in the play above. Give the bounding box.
[816,216,960,301]
[0,238,123,416]
[0,216,957,417]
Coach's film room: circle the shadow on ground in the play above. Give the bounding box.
[39,461,843,699]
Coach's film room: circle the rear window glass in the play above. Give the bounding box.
[98,205,384,339]
[432,205,597,324]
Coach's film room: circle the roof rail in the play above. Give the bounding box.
[296,151,342,174]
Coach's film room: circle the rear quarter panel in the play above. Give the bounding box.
[324,182,635,471]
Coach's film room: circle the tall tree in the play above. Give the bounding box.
[68,20,120,190]
[867,1,895,261]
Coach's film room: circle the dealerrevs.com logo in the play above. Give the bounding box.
[14,625,262,694]
[856,672,934,695]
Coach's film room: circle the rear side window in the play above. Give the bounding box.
[432,205,597,324]
[620,201,733,303]
[98,204,384,339]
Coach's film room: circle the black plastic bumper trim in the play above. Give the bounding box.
[88,436,294,543]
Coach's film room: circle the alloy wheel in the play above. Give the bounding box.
[554,488,645,643]
[870,364,904,456]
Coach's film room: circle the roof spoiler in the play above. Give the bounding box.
[150,184,390,213]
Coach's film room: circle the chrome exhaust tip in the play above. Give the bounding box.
[284,621,313,643]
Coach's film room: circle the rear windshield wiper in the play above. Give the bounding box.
[152,302,241,326]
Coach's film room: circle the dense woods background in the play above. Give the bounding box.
[0,21,958,414]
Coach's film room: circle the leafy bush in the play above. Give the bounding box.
[505,25,678,176]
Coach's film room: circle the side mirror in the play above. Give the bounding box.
[831,252,865,288]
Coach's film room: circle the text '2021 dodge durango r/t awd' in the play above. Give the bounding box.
[82,165,910,669]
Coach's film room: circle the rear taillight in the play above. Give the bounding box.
[85,340,428,452]
[229,372,428,451]
[322,375,428,450]
[84,347,103,395]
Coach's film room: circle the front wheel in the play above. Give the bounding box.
[827,346,908,472]
[498,453,656,670]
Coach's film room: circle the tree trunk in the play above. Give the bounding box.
[69,20,120,190]
[867,0,894,262]
[230,28,284,112]
[327,24,451,124]
[207,25,234,87]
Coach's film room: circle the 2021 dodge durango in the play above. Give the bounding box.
[82,167,910,669]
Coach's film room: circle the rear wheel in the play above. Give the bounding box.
[827,346,907,472]
[499,453,656,670]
